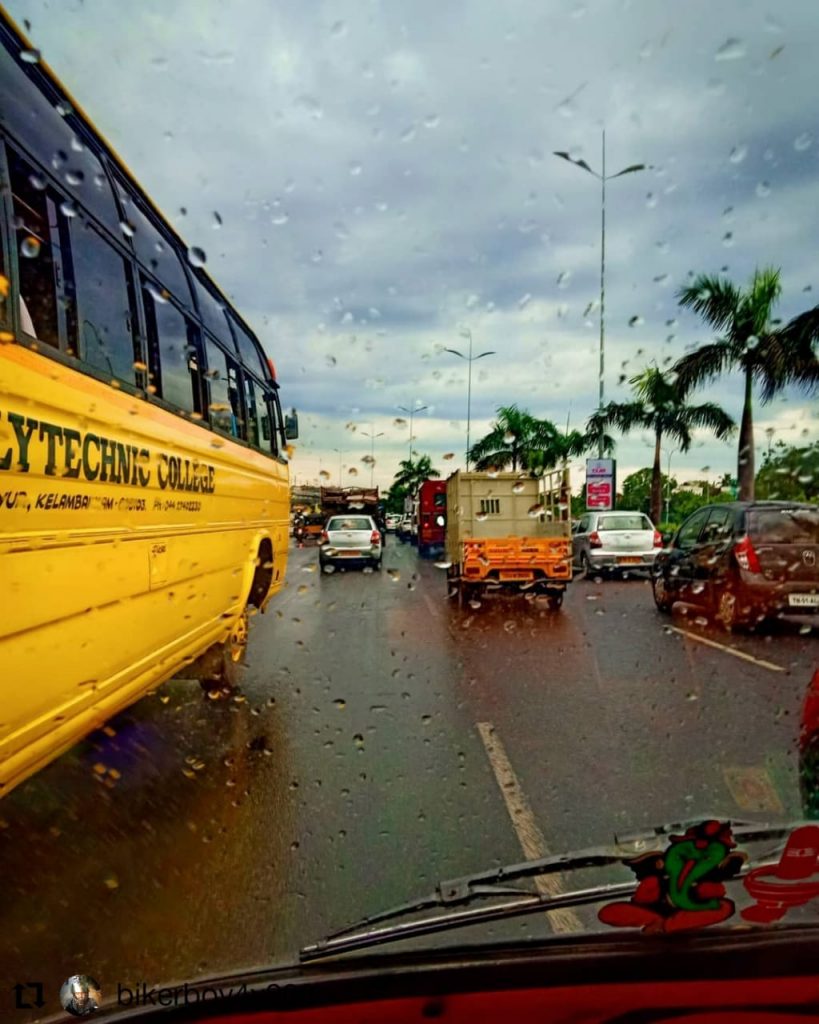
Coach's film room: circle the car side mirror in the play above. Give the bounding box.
[284,409,299,440]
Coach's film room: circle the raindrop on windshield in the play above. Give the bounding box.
[65,168,84,186]
[628,315,644,327]
[715,38,746,61]
[348,467,358,476]
[28,171,46,190]
[475,511,488,522]
[794,132,813,152]
[722,232,734,247]
[645,192,657,208]
[60,199,78,218]
[512,481,525,494]
[728,144,747,164]
[212,211,223,228]
[326,355,337,367]
[442,452,455,461]
[119,220,136,238]
[527,503,544,517]
[20,47,40,63]
[393,418,407,428]
[146,281,169,304]
[556,271,571,289]
[756,181,771,198]
[349,161,363,176]
[20,236,41,258]
[187,247,206,268]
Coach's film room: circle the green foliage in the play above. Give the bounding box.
[756,440,819,501]
[469,405,600,473]
[391,453,440,496]
[676,267,819,499]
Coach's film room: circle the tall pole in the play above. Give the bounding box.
[443,332,494,471]
[465,329,473,469]
[553,137,645,461]
[599,129,606,457]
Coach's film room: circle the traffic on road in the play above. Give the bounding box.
[1,2,818,1022]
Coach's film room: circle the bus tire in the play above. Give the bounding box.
[196,608,249,693]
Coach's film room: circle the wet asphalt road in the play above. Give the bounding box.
[1,535,816,1017]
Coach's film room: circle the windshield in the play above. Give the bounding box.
[598,515,652,531]
[1,0,818,1014]
[327,517,372,531]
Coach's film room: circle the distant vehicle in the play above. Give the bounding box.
[572,511,662,577]
[319,514,383,572]
[652,501,819,630]
[445,469,572,609]
[417,480,447,556]
[385,513,401,532]
[396,514,413,542]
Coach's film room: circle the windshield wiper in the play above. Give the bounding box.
[300,818,803,962]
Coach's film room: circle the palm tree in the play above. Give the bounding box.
[526,428,605,476]
[676,267,819,500]
[468,405,562,472]
[586,366,735,525]
[392,453,440,495]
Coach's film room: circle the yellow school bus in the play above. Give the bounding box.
[0,11,298,796]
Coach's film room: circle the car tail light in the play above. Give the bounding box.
[734,535,761,573]
[319,530,328,544]
[653,530,663,548]
[371,530,381,545]
[589,531,603,548]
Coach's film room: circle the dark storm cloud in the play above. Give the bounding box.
[7,0,817,485]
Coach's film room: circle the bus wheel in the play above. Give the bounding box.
[198,609,249,693]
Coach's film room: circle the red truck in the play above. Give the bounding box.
[417,479,447,557]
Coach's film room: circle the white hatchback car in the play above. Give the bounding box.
[572,510,663,576]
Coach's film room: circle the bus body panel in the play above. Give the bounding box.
[0,344,289,794]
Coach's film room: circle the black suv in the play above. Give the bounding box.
[652,501,819,630]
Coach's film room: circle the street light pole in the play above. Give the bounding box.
[665,447,679,525]
[360,426,385,487]
[554,133,645,456]
[444,328,495,469]
[332,447,343,486]
[397,402,429,465]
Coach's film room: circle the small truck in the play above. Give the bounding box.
[444,468,572,610]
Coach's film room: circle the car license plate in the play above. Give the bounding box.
[788,593,819,608]
[618,556,642,565]
[339,550,361,557]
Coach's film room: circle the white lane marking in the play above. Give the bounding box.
[668,627,785,673]
[421,590,441,619]
[476,721,582,934]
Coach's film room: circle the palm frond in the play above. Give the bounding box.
[672,340,736,394]
[754,307,819,402]
[676,274,742,332]
[676,401,736,440]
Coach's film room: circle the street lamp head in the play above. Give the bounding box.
[475,350,495,360]
[444,347,465,359]
[553,150,598,176]
[611,162,646,178]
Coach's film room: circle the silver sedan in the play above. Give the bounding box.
[319,515,383,572]
[572,511,663,577]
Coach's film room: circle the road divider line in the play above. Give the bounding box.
[668,627,785,673]
[476,721,581,934]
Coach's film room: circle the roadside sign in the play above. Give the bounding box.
[586,458,616,510]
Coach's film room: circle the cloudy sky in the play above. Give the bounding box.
[8,0,819,493]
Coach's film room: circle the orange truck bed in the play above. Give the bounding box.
[461,536,572,584]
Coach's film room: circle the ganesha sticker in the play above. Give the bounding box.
[599,820,746,934]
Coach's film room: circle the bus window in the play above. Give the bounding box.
[230,316,268,379]
[143,281,200,413]
[205,336,243,439]
[69,220,139,385]
[9,148,64,347]
[243,375,265,451]
[114,176,192,304]
[192,275,233,349]
[0,208,8,325]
